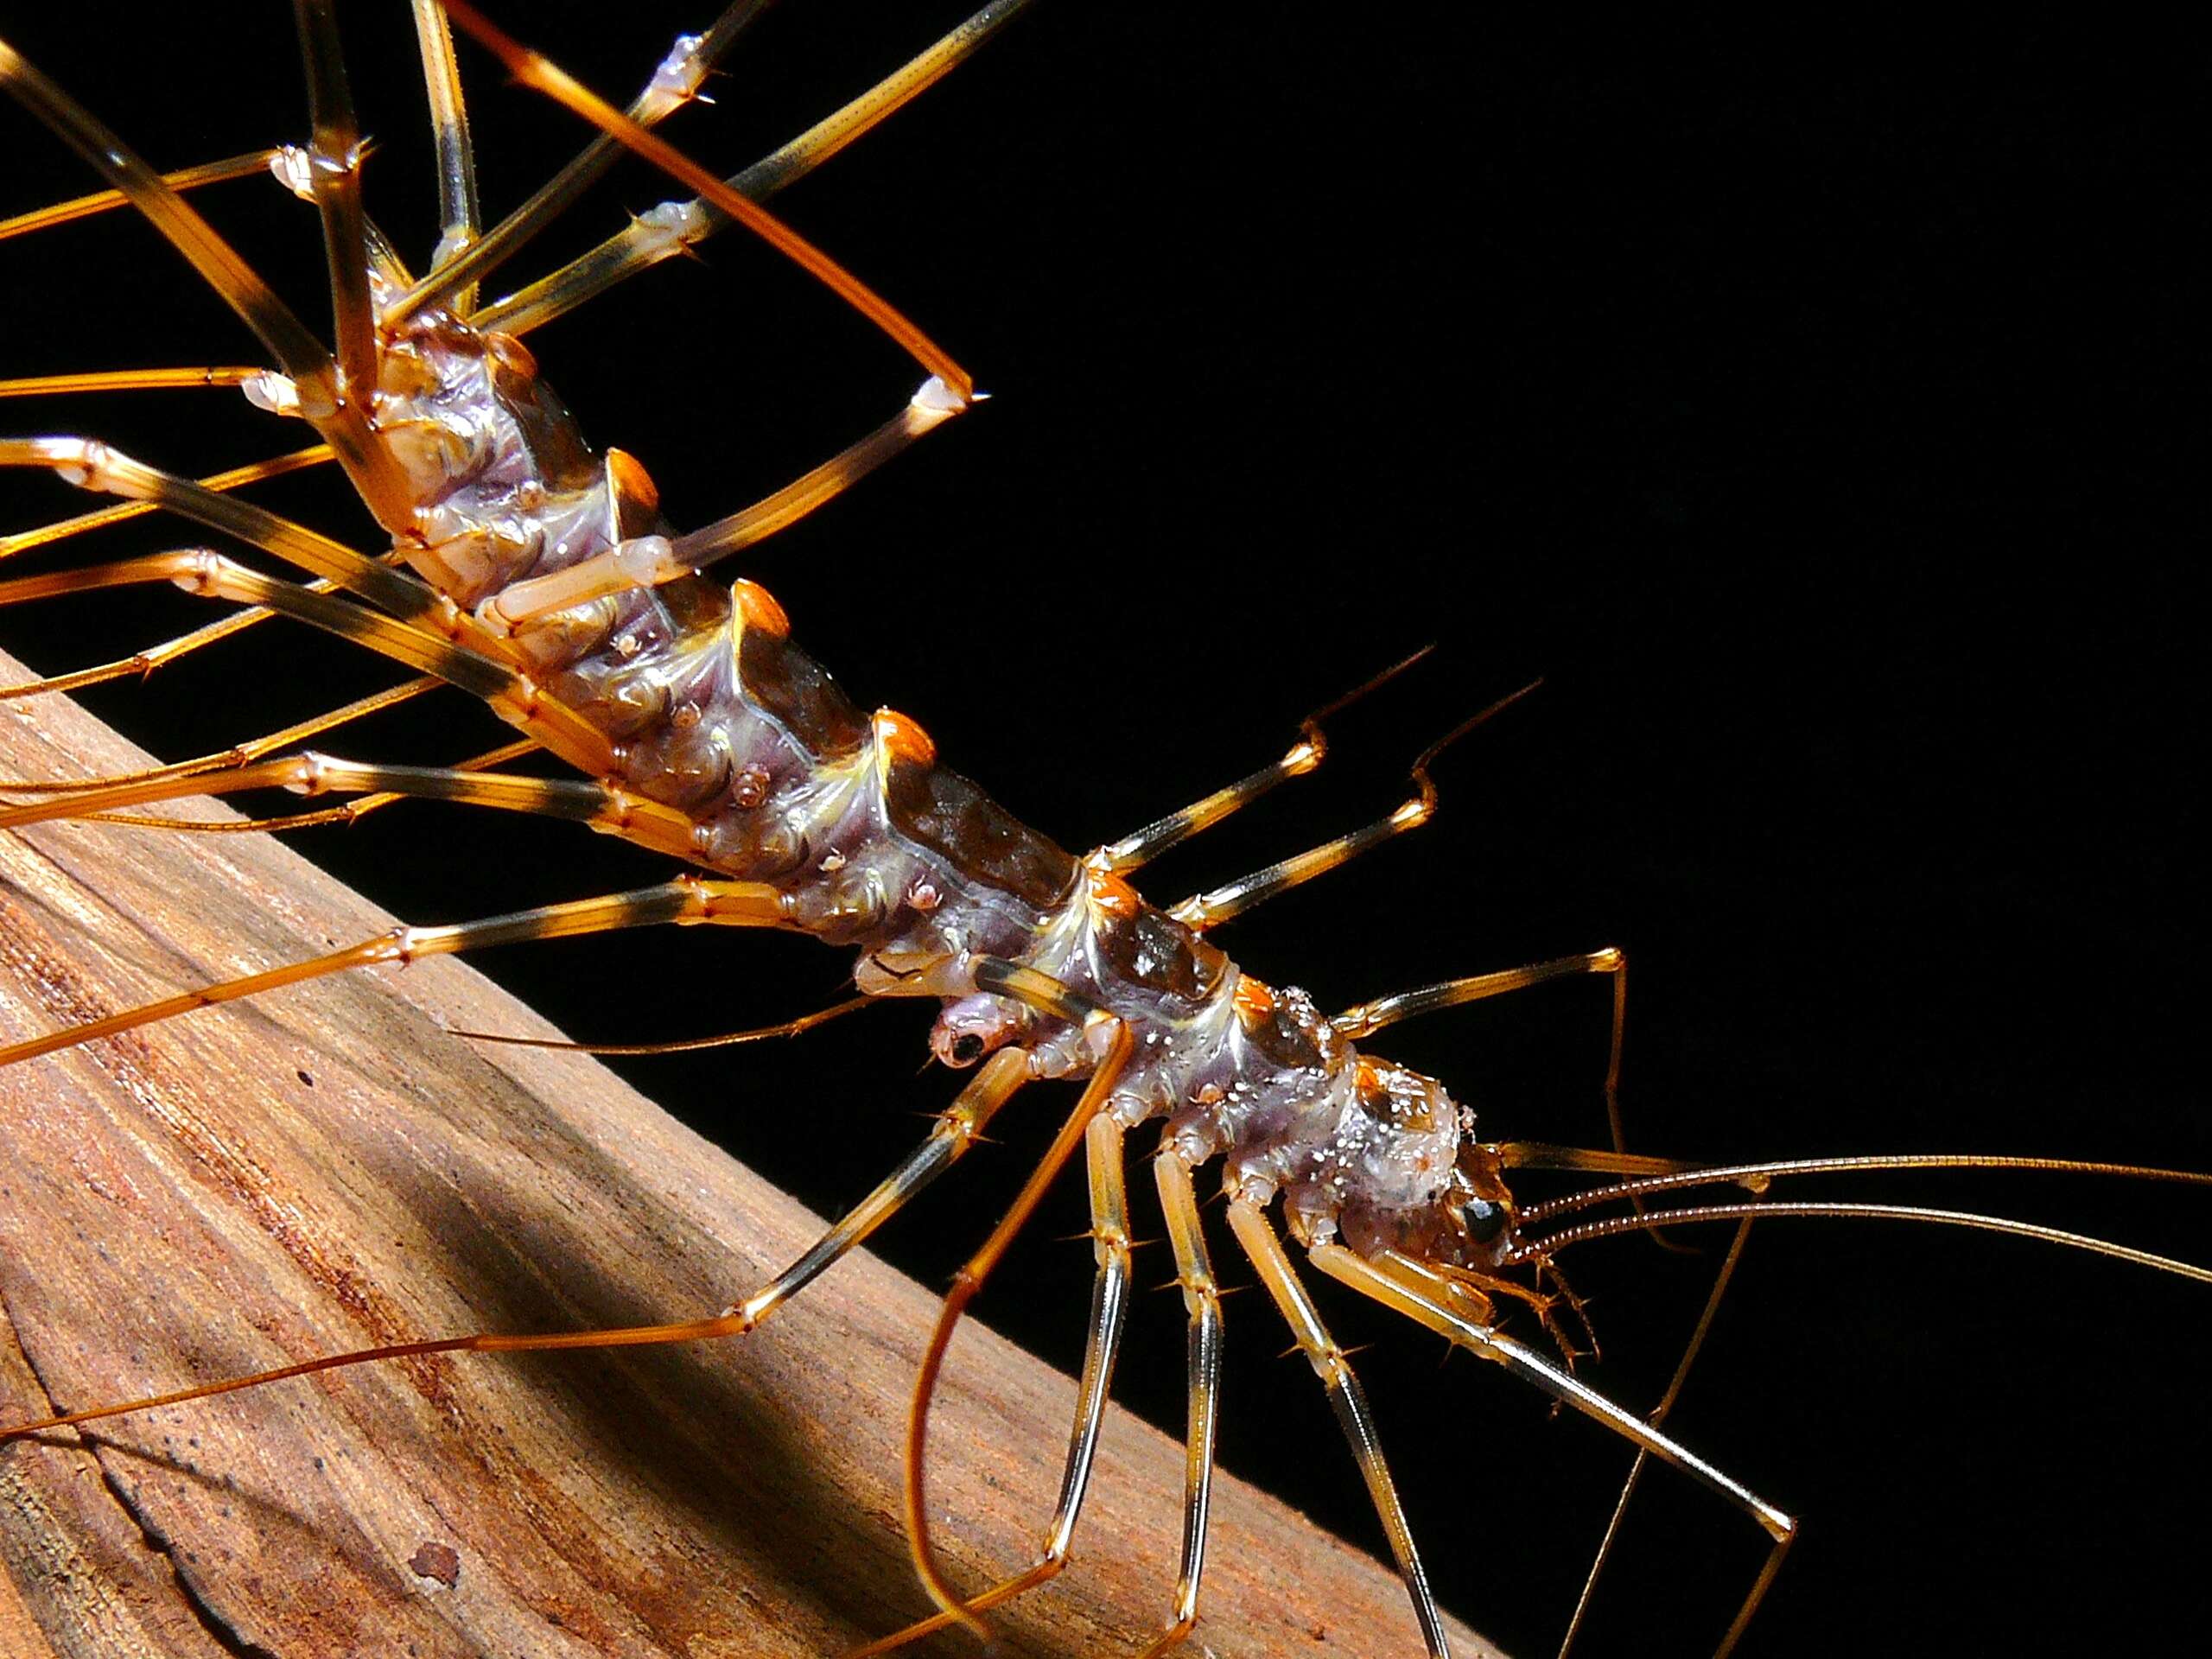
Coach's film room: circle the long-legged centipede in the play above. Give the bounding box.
[0,9,2201,1656]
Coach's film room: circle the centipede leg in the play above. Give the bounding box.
[0,444,333,564]
[0,35,411,526]
[1098,646,1432,874]
[1558,1217,1756,1659]
[1310,1243,1796,1658]
[292,2,378,416]
[1,750,698,863]
[0,547,617,768]
[391,4,757,326]
[0,876,789,1071]
[475,0,1041,337]
[1129,1147,1227,1659]
[1225,1198,1452,1658]
[0,678,445,795]
[1169,681,1539,931]
[901,993,1134,1644]
[0,1052,1032,1442]
[0,438,432,616]
[0,149,278,243]
[408,0,481,299]
[847,1111,1134,1656]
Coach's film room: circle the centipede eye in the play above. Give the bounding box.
[1460,1197,1508,1243]
[948,1033,986,1065]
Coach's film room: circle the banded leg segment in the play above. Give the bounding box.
[409,0,482,293]
[293,0,378,407]
[903,1001,1135,1642]
[0,148,277,242]
[0,1052,1030,1444]
[1135,1149,1228,1659]
[477,0,1041,337]
[0,877,791,1071]
[0,547,617,769]
[0,443,332,564]
[0,439,434,620]
[1099,646,1431,874]
[848,1112,1135,1656]
[1168,681,1538,930]
[391,5,753,325]
[442,3,973,403]
[0,750,699,861]
[1226,1198,1451,1658]
[0,35,412,526]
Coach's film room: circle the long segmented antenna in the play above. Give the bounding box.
[1517,1199,2212,1285]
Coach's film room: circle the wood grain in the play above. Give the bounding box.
[0,649,1498,1658]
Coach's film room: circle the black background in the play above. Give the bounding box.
[1,8,2203,1656]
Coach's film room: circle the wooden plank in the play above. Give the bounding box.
[0,650,1497,1657]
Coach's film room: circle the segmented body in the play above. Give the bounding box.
[378,276,1468,1251]
[0,10,2202,1657]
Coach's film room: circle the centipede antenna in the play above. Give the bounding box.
[476,0,1042,336]
[1515,1151,2212,1228]
[441,3,976,403]
[1168,678,1543,930]
[0,149,279,241]
[1102,644,1436,874]
[0,35,414,528]
[1518,1202,2212,1287]
[446,994,875,1055]
[410,0,481,302]
[0,444,334,563]
[389,3,768,327]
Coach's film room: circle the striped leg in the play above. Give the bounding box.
[1,1051,1031,1443]
[1226,1198,1452,1657]
[1131,1147,1227,1658]
[898,963,1134,1645]
[408,0,482,296]
[846,1112,1135,1656]
[0,33,411,526]
[0,749,697,861]
[0,546,617,767]
[1098,645,1432,874]
[476,0,1040,336]
[1168,681,1538,931]
[0,876,790,1071]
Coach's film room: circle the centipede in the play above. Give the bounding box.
[0,8,2200,1656]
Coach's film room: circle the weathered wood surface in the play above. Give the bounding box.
[0,649,1496,1658]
